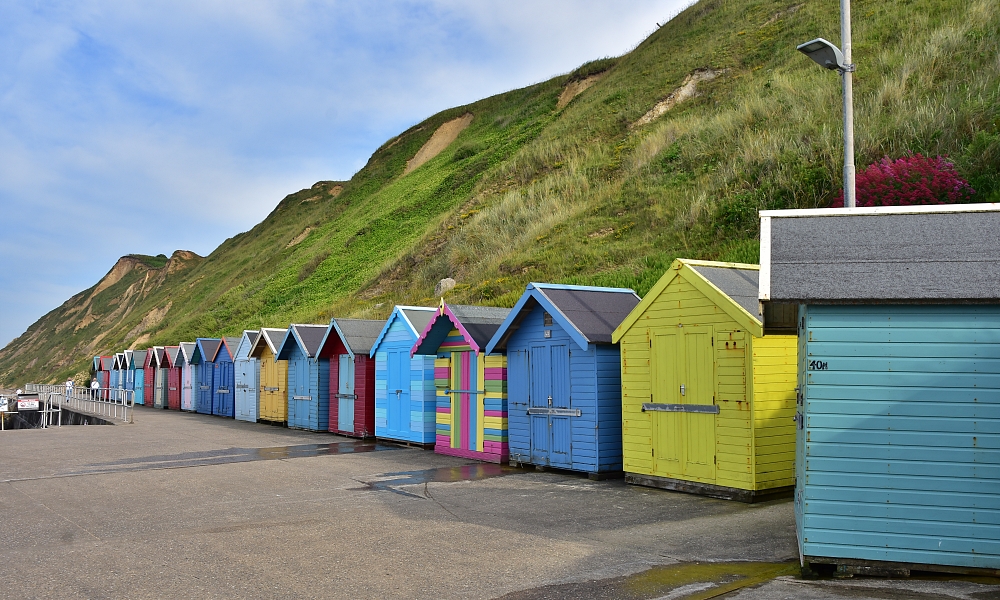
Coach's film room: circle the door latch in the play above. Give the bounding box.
[548,396,552,406]
[395,389,402,398]
[679,384,686,396]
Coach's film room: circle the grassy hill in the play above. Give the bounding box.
[2,0,998,386]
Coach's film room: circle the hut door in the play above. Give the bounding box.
[338,354,355,432]
[386,350,408,436]
[528,344,572,467]
[652,329,716,481]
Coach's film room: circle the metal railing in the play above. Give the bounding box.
[24,384,134,424]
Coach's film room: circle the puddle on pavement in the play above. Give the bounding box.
[5,441,403,480]
[356,463,523,498]
[498,561,799,600]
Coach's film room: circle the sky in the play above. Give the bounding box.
[0,0,694,348]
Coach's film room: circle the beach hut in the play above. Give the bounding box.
[612,259,797,502]
[110,353,122,391]
[250,328,289,424]
[132,350,147,405]
[209,337,238,418]
[142,350,157,406]
[370,306,438,446]
[412,301,511,463]
[123,350,135,393]
[193,339,221,415]
[760,203,1000,574]
[486,283,641,475]
[179,342,197,411]
[154,347,169,409]
[275,324,330,432]
[234,330,260,423]
[99,356,113,398]
[317,318,385,438]
[165,346,182,410]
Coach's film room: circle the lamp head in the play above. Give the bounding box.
[797,38,848,71]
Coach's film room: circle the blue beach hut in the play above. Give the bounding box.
[760,203,1000,575]
[234,330,260,423]
[109,354,122,391]
[123,350,135,393]
[276,324,330,431]
[487,283,640,474]
[370,306,438,446]
[179,342,197,411]
[193,339,221,415]
[131,350,147,405]
[211,337,238,418]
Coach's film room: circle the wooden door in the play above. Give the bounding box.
[529,345,551,464]
[337,354,355,432]
[386,349,408,437]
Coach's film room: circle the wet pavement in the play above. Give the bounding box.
[1,404,997,599]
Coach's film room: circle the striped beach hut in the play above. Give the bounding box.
[250,328,289,424]
[179,342,197,411]
[612,259,798,502]
[317,318,385,438]
[234,330,260,423]
[141,350,156,406]
[210,337,238,418]
[276,324,330,432]
[370,306,438,446]
[165,346,182,410]
[487,283,640,475]
[193,339,221,415]
[761,204,1000,574]
[412,301,511,463]
[132,350,147,405]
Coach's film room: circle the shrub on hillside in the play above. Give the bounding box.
[833,154,975,207]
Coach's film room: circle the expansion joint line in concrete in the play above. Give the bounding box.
[4,480,102,541]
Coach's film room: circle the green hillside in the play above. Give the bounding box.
[2,0,998,386]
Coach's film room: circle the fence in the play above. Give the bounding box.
[23,384,134,424]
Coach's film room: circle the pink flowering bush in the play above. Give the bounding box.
[833,154,975,207]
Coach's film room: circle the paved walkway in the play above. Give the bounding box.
[1,405,996,599]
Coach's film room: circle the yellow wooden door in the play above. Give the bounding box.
[651,327,716,482]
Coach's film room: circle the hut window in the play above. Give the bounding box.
[543,312,553,326]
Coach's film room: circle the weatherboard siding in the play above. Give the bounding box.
[797,304,1000,570]
[374,317,437,444]
[235,339,260,423]
[286,345,329,432]
[259,345,288,423]
[751,334,797,488]
[212,344,235,418]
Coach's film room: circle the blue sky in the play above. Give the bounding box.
[0,0,692,348]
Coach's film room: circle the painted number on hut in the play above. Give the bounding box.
[808,360,828,371]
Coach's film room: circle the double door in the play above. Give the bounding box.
[337,355,355,432]
[650,327,716,482]
[235,359,257,420]
[385,350,410,437]
[529,344,573,468]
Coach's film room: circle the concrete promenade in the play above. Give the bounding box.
[1,405,996,599]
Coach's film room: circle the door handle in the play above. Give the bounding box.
[680,384,686,396]
[547,396,552,406]
[395,389,402,397]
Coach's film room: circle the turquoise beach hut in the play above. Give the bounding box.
[276,324,330,431]
[234,330,260,423]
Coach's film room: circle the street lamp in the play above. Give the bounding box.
[797,1,856,208]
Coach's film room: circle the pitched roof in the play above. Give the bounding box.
[100,356,114,370]
[686,264,761,321]
[195,339,222,363]
[320,318,386,358]
[165,346,181,367]
[250,327,287,358]
[154,346,166,367]
[487,283,640,353]
[760,204,1000,303]
[276,324,328,359]
[412,301,511,355]
[178,342,196,363]
[132,350,148,368]
[369,306,437,356]
[613,259,764,343]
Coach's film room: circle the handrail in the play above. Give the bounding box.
[23,384,134,424]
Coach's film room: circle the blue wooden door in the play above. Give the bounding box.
[198,362,214,413]
[386,349,408,438]
[338,354,355,432]
[529,346,551,464]
[290,358,310,428]
[549,345,572,468]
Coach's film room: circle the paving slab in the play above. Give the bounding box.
[1,404,997,599]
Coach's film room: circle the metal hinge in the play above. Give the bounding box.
[651,447,655,457]
[711,336,714,346]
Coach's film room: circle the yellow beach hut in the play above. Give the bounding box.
[612,259,797,502]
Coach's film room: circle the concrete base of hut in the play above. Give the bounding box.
[435,444,506,464]
[806,556,1000,579]
[625,473,792,503]
[330,427,374,440]
[380,437,435,450]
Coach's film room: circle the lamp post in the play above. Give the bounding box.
[797,0,856,208]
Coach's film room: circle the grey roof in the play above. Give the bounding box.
[179,342,196,362]
[223,337,241,356]
[449,304,511,347]
[165,346,181,367]
[539,286,641,344]
[132,349,148,367]
[688,264,762,321]
[154,347,166,367]
[293,324,328,357]
[101,356,114,370]
[199,339,222,362]
[401,307,436,335]
[253,328,287,356]
[764,207,1000,302]
[333,319,385,355]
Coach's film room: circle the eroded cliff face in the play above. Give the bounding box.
[0,251,201,385]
